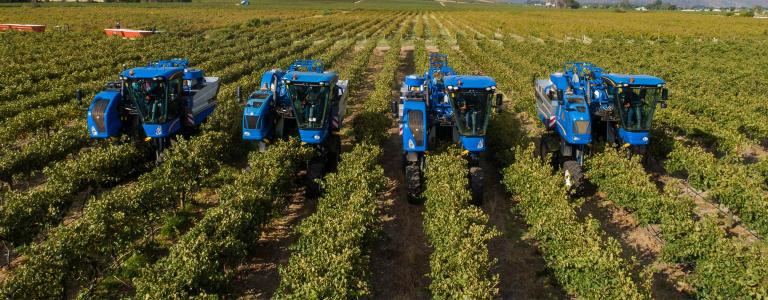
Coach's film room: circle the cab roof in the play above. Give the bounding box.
[121,67,183,80]
[443,75,496,89]
[602,74,665,86]
[283,71,337,83]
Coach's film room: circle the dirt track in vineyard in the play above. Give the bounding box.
[368,47,432,300]
[481,158,567,299]
[227,43,385,300]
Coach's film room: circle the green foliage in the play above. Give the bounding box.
[0,132,227,299]
[0,125,87,183]
[587,147,695,225]
[486,111,528,165]
[503,145,647,299]
[588,147,768,298]
[423,152,500,298]
[275,144,386,299]
[134,139,310,298]
[0,142,146,246]
[352,25,402,145]
[665,143,768,237]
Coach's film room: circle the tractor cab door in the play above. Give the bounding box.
[287,81,331,130]
[607,82,661,131]
[448,88,493,136]
[125,73,183,124]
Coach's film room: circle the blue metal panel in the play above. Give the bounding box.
[121,67,183,80]
[402,101,427,152]
[242,94,273,141]
[284,71,336,83]
[404,75,425,88]
[460,136,486,152]
[289,60,324,73]
[549,74,569,90]
[183,69,204,81]
[192,105,216,125]
[298,128,328,144]
[603,74,665,86]
[443,75,496,89]
[153,59,189,68]
[142,118,182,138]
[87,90,122,138]
[618,128,650,145]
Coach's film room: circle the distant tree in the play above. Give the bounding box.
[619,0,633,9]
[648,0,676,10]
[565,0,580,8]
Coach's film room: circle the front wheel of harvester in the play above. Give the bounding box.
[325,134,341,173]
[154,137,172,165]
[405,163,423,204]
[306,158,325,198]
[562,160,584,195]
[537,134,559,169]
[469,166,484,205]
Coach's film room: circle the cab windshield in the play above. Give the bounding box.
[430,55,448,69]
[126,77,182,124]
[610,86,661,131]
[450,89,493,136]
[288,82,330,129]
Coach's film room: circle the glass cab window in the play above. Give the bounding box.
[288,82,331,129]
[126,75,182,124]
[609,84,661,131]
[449,88,493,136]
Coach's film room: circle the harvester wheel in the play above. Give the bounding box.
[563,160,584,194]
[537,134,559,168]
[154,137,172,165]
[405,164,423,204]
[469,166,484,205]
[306,158,325,198]
[325,134,341,173]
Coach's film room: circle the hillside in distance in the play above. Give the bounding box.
[501,0,767,7]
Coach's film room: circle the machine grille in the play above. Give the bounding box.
[91,99,109,133]
[245,115,259,129]
[574,120,590,135]
[408,110,424,146]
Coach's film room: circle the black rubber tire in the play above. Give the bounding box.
[538,134,560,169]
[306,159,325,198]
[469,166,484,205]
[405,164,423,204]
[154,137,171,165]
[562,160,584,195]
[325,135,341,173]
[537,136,548,162]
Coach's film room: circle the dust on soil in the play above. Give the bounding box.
[577,192,692,298]
[227,188,313,299]
[368,48,432,300]
[227,44,385,300]
[655,175,763,243]
[481,158,567,299]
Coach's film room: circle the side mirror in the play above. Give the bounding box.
[236,86,242,104]
[495,94,503,113]
[75,89,83,107]
[661,88,668,101]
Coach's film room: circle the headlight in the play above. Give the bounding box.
[573,120,590,135]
